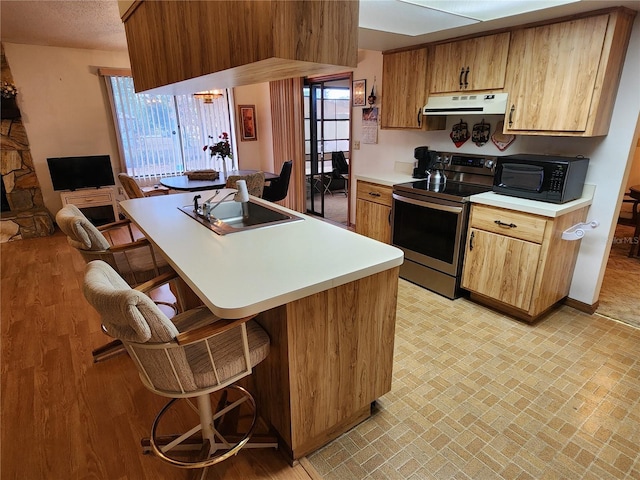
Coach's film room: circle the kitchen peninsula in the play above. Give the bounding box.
[120,191,404,462]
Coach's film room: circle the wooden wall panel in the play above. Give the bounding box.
[123,0,358,93]
[251,267,400,460]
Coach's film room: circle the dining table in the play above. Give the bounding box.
[160,169,278,192]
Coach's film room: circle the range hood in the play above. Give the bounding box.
[423,93,509,116]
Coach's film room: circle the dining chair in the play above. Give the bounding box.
[225,171,265,197]
[262,160,292,202]
[119,173,169,198]
[82,260,276,477]
[328,151,349,196]
[56,204,177,362]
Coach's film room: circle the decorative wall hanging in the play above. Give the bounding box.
[472,119,490,147]
[238,105,258,141]
[450,119,470,148]
[352,79,366,106]
[491,120,516,151]
[362,107,378,144]
[367,77,377,106]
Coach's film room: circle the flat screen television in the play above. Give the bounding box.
[47,155,116,191]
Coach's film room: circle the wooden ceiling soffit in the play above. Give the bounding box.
[123,0,359,94]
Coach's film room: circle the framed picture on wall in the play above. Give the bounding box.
[238,105,258,141]
[352,79,366,107]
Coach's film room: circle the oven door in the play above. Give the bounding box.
[391,192,467,276]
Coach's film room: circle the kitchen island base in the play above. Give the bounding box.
[249,267,400,462]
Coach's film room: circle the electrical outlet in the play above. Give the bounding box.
[353,140,361,150]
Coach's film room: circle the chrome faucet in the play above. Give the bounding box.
[203,191,236,217]
[200,180,250,220]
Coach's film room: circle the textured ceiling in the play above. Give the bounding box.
[1,0,639,54]
[1,0,127,51]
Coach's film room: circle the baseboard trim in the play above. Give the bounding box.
[299,457,324,480]
[564,297,599,314]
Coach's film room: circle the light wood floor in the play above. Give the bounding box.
[0,231,316,480]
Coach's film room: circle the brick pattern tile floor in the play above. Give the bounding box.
[307,279,640,479]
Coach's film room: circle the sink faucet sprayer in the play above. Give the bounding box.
[195,180,250,219]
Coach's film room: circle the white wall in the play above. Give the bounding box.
[3,43,130,214]
[232,83,274,174]
[350,15,640,307]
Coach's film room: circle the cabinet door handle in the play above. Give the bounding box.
[494,220,517,228]
[388,211,392,225]
[368,192,381,197]
[508,104,515,128]
[417,107,422,127]
[463,67,470,88]
[469,231,475,251]
[459,67,465,89]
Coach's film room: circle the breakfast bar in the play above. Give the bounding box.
[120,191,404,462]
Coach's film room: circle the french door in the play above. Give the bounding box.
[306,81,327,217]
[304,75,352,221]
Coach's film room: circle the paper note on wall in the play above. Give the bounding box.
[362,107,378,144]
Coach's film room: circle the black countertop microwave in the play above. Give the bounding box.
[493,154,589,204]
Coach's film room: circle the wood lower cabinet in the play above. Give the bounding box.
[355,181,393,244]
[430,32,510,94]
[461,204,589,322]
[504,8,635,136]
[380,48,445,131]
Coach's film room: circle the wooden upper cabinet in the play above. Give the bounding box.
[504,8,635,136]
[122,0,358,94]
[430,32,510,94]
[381,48,445,130]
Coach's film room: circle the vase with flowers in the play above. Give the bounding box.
[1,81,19,119]
[203,132,233,177]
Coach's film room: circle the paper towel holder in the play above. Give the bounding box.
[562,220,599,241]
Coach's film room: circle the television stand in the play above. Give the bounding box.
[60,186,118,226]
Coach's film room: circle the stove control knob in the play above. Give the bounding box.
[485,160,495,169]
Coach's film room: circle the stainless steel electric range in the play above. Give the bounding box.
[392,152,497,299]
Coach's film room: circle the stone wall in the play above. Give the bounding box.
[1,43,54,242]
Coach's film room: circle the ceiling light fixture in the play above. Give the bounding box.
[193,89,224,103]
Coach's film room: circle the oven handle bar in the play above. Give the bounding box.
[392,193,463,214]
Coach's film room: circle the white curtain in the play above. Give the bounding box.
[269,78,305,212]
[103,72,234,184]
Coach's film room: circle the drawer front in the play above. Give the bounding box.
[470,205,546,243]
[63,192,114,207]
[356,181,392,207]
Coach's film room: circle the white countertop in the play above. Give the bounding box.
[120,190,404,318]
[470,184,595,217]
[355,172,415,187]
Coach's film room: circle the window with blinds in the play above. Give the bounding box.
[105,75,235,181]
